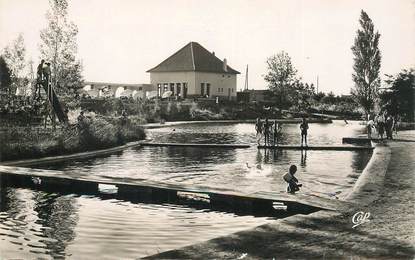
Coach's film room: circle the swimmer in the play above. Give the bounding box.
[283,164,302,194]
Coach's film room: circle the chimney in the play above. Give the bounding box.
[212,51,215,56]
[223,58,228,72]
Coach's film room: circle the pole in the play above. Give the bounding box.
[244,64,249,91]
[316,75,319,93]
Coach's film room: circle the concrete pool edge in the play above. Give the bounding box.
[143,118,332,129]
[0,141,142,167]
[344,141,391,205]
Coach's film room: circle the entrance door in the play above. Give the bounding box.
[176,83,181,97]
[201,83,205,96]
[228,88,231,100]
[170,83,175,95]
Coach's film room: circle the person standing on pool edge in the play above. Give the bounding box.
[300,117,309,146]
[263,118,272,146]
[255,117,264,145]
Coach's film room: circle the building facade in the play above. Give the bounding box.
[147,42,240,100]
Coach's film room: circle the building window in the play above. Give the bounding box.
[170,83,175,94]
[206,83,210,97]
[139,87,143,91]
[183,83,188,98]
[201,83,205,96]
[176,83,181,96]
[157,84,162,97]
[163,83,168,92]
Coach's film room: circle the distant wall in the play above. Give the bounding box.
[194,72,237,100]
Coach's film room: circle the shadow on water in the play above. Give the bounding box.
[351,149,373,173]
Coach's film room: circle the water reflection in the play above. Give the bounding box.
[32,192,78,258]
[0,186,78,259]
[301,150,308,167]
[156,146,236,167]
[0,185,274,259]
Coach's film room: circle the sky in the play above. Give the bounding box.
[0,0,414,94]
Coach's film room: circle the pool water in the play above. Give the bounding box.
[39,120,371,197]
[0,187,273,259]
[0,120,372,259]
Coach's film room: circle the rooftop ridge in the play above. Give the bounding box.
[147,42,240,74]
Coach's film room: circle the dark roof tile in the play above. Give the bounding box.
[147,42,240,74]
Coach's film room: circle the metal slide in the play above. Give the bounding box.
[40,82,68,123]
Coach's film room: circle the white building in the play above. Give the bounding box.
[147,42,240,100]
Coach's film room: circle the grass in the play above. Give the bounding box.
[0,116,146,162]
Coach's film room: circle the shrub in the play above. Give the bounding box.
[0,115,146,162]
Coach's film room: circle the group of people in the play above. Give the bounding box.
[366,112,398,140]
[255,118,283,146]
[254,118,308,194]
[255,117,310,147]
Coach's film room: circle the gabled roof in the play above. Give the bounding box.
[147,42,240,74]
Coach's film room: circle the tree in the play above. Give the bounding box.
[2,34,27,94]
[291,78,315,112]
[351,10,382,117]
[381,69,414,122]
[0,56,12,93]
[39,0,83,94]
[264,51,298,108]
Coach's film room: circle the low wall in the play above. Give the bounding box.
[345,142,391,205]
[1,141,141,167]
[144,118,332,129]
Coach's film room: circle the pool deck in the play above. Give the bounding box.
[141,142,373,151]
[140,142,251,149]
[146,131,415,259]
[0,164,354,212]
[143,118,332,129]
[1,141,142,167]
[257,144,372,151]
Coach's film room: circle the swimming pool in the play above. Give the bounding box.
[0,120,371,258]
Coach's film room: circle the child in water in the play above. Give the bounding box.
[283,165,302,194]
